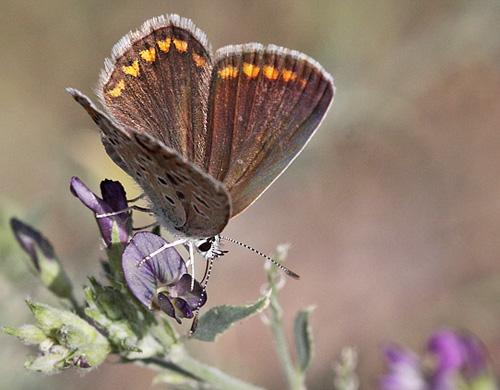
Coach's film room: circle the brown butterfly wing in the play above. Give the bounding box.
[204,44,334,217]
[74,15,334,228]
[68,88,231,239]
[97,15,213,164]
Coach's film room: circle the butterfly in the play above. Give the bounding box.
[68,14,334,274]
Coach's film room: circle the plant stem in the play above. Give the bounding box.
[143,344,266,390]
[267,253,306,390]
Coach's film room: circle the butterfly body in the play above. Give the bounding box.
[69,14,334,262]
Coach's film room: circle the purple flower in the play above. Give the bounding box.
[10,218,72,298]
[10,218,56,272]
[380,329,494,390]
[380,345,426,390]
[428,330,489,389]
[71,356,91,368]
[70,177,131,247]
[122,232,207,324]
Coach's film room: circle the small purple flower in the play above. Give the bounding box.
[122,232,207,324]
[380,345,426,390]
[10,218,56,272]
[71,356,91,368]
[10,218,72,298]
[428,329,489,389]
[380,329,494,390]
[70,177,131,247]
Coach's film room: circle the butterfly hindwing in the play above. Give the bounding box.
[97,15,213,163]
[205,44,334,217]
[68,88,231,239]
[132,131,231,238]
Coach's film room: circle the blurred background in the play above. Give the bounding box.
[1,0,499,388]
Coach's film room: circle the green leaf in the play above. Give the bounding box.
[193,291,271,342]
[293,308,314,373]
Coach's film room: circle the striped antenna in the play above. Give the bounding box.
[220,236,300,279]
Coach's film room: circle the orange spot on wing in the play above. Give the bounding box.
[122,60,140,77]
[107,80,125,97]
[157,38,171,52]
[218,65,239,79]
[140,47,156,62]
[173,39,188,52]
[282,69,297,82]
[243,62,260,78]
[192,52,206,67]
[263,65,279,80]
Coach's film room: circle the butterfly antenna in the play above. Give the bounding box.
[189,257,214,336]
[220,236,300,279]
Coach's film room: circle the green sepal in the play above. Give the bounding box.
[2,324,48,345]
[84,280,177,356]
[34,245,73,299]
[25,346,72,373]
[24,300,110,368]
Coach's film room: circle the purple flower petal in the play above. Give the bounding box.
[380,345,426,390]
[380,330,493,390]
[10,218,73,298]
[10,218,55,271]
[72,356,91,368]
[169,274,207,309]
[428,330,466,373]
[122,233,208,324]
[70,177,130,247]
[460,332,487,377]
[156,293,178,322]
[70,177,110,214]
[428,329,488,388]
[122,232,187,309]
[100,179,128,221]
[156,294,193,324]
[171,297,193,320]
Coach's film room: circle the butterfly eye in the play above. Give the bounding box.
[197,240,212,252]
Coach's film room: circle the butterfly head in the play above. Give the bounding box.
[193,235,228,260]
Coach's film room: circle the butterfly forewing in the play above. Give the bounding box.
[206,44,334,217]
[68,88,231,239]
[97,15,213,163]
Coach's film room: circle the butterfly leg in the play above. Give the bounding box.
[187,242,196,290]
[137,238,187,268]
[96,208,133,219]
[95,204,151,219]
[127,193,146,203]
[132,221,159,231]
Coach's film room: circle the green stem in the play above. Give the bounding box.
[142,344,266,390]
[68,293,84,317]
[269,282,295,384]
[267,254,306,390]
